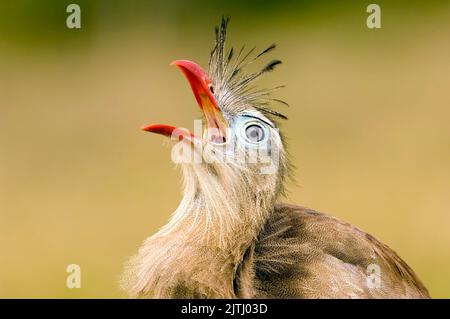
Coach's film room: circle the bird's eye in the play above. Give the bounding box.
[245,124,265,143]
[209,84,214,94]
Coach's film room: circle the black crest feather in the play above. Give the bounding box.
[208,17,287,122]
[257,44,277,58]
[262,60,282,73]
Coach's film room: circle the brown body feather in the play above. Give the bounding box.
[238,203,430,298]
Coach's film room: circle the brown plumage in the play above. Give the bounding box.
[243,204,429,298]
[122,18,430,299]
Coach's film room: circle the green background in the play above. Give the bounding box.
[0,0,449,298]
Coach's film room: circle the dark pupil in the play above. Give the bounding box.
[209,85,214,94]
[246,125,264,142]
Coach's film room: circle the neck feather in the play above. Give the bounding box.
[123,162,278,298]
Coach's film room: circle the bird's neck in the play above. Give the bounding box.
[125,164,278,298]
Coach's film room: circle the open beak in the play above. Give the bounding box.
[141,60,228,143]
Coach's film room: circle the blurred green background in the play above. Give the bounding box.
[0,0,449,298]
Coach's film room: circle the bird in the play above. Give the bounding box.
[122,18,430,299]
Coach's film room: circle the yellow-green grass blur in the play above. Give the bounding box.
[0,1,449,298]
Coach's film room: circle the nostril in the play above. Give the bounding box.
[210,134,226,144]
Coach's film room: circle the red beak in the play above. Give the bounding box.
[142,60,228,143]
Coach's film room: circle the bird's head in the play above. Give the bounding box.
[142,18,290,229]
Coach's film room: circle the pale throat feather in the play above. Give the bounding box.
[122,147,280,298]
